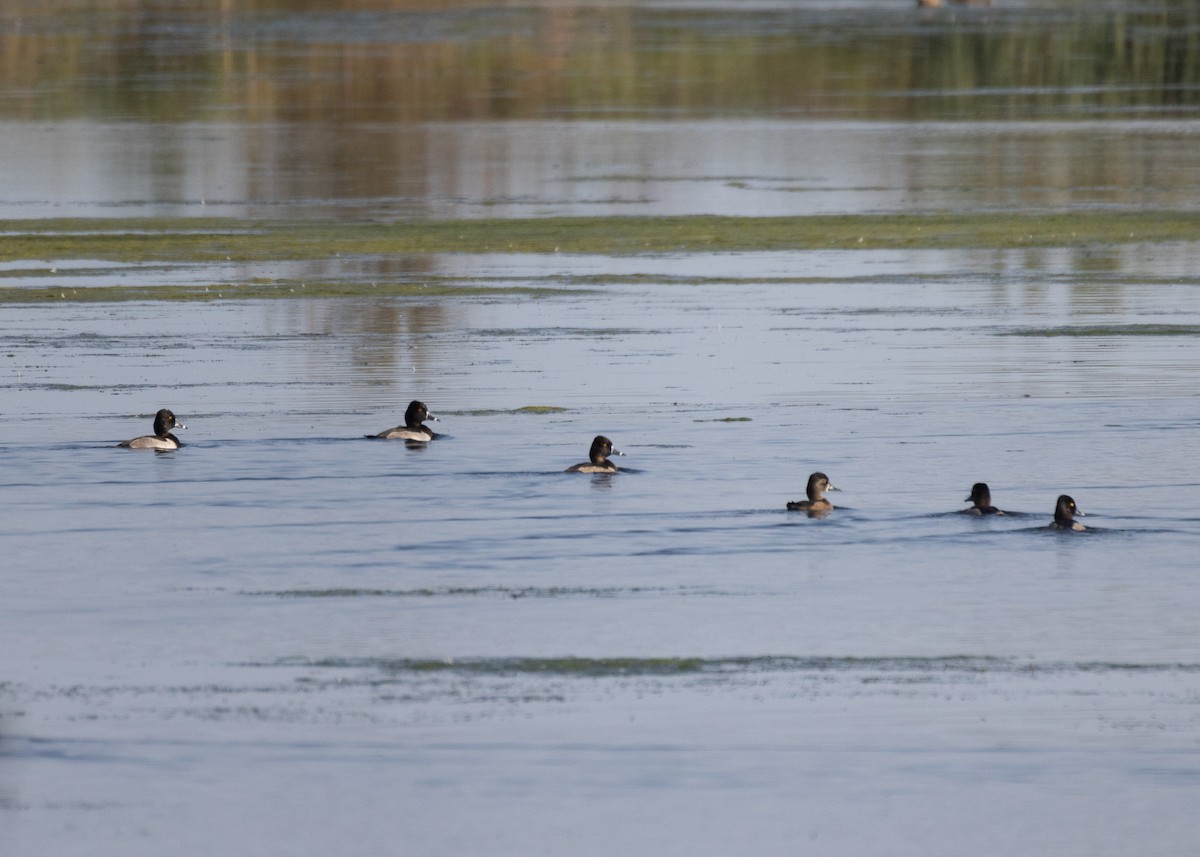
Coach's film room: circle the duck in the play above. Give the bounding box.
[1049,494,1086,531]
[786,472,838,514]
[118,408,185,450]
[565,436,622,473]
[963,482,1003,515]
[368,400,438,441]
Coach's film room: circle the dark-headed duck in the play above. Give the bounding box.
[964,482,1003,515]
[565,435,622,473]
[787,472,838,515]
[1049,494,1085,531]
[368,400,438,441]
[119,408,185,450]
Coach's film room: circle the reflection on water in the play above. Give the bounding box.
[2,1,1200,218]
[4,1,1200,123]
[266,298,464,385]
[7,119,1200,218]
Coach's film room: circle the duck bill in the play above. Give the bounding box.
[611,448,623,456]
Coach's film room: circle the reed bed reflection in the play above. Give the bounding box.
[2,1,1199,123]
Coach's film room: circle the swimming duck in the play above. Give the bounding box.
[1049,494,1086,531]
[368,400,437,441]
[786,472,838,514]
[963,482,1003,515]
[118,408,185,450]
[565,436,622,473]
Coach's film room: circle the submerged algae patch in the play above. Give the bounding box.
[2,212,1200,264]
[303,656,712,676]
[252,584,670,598]
[1005,324,1200,337]
[0,279,568,304]
[4,212,1200,303]
[515,405,569,414]
[270,654,1021,678]
[452,406,570,416]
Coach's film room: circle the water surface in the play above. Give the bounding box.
[4,2,1200,855]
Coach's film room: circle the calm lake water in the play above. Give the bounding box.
[4,2,1200,856]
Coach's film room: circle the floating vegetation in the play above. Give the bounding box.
[451,406,569,417]
[288,656,715,676]
[250,585,669,599]
[515,405,569,414]
[262,654,1200,678]
[269,654,1007,677]
[5,213,1200,303]
[2,211,1199,264]
[0,279,569,304]
[1005,324,1200,338]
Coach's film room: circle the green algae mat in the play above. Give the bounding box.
[2,212,1198,302]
